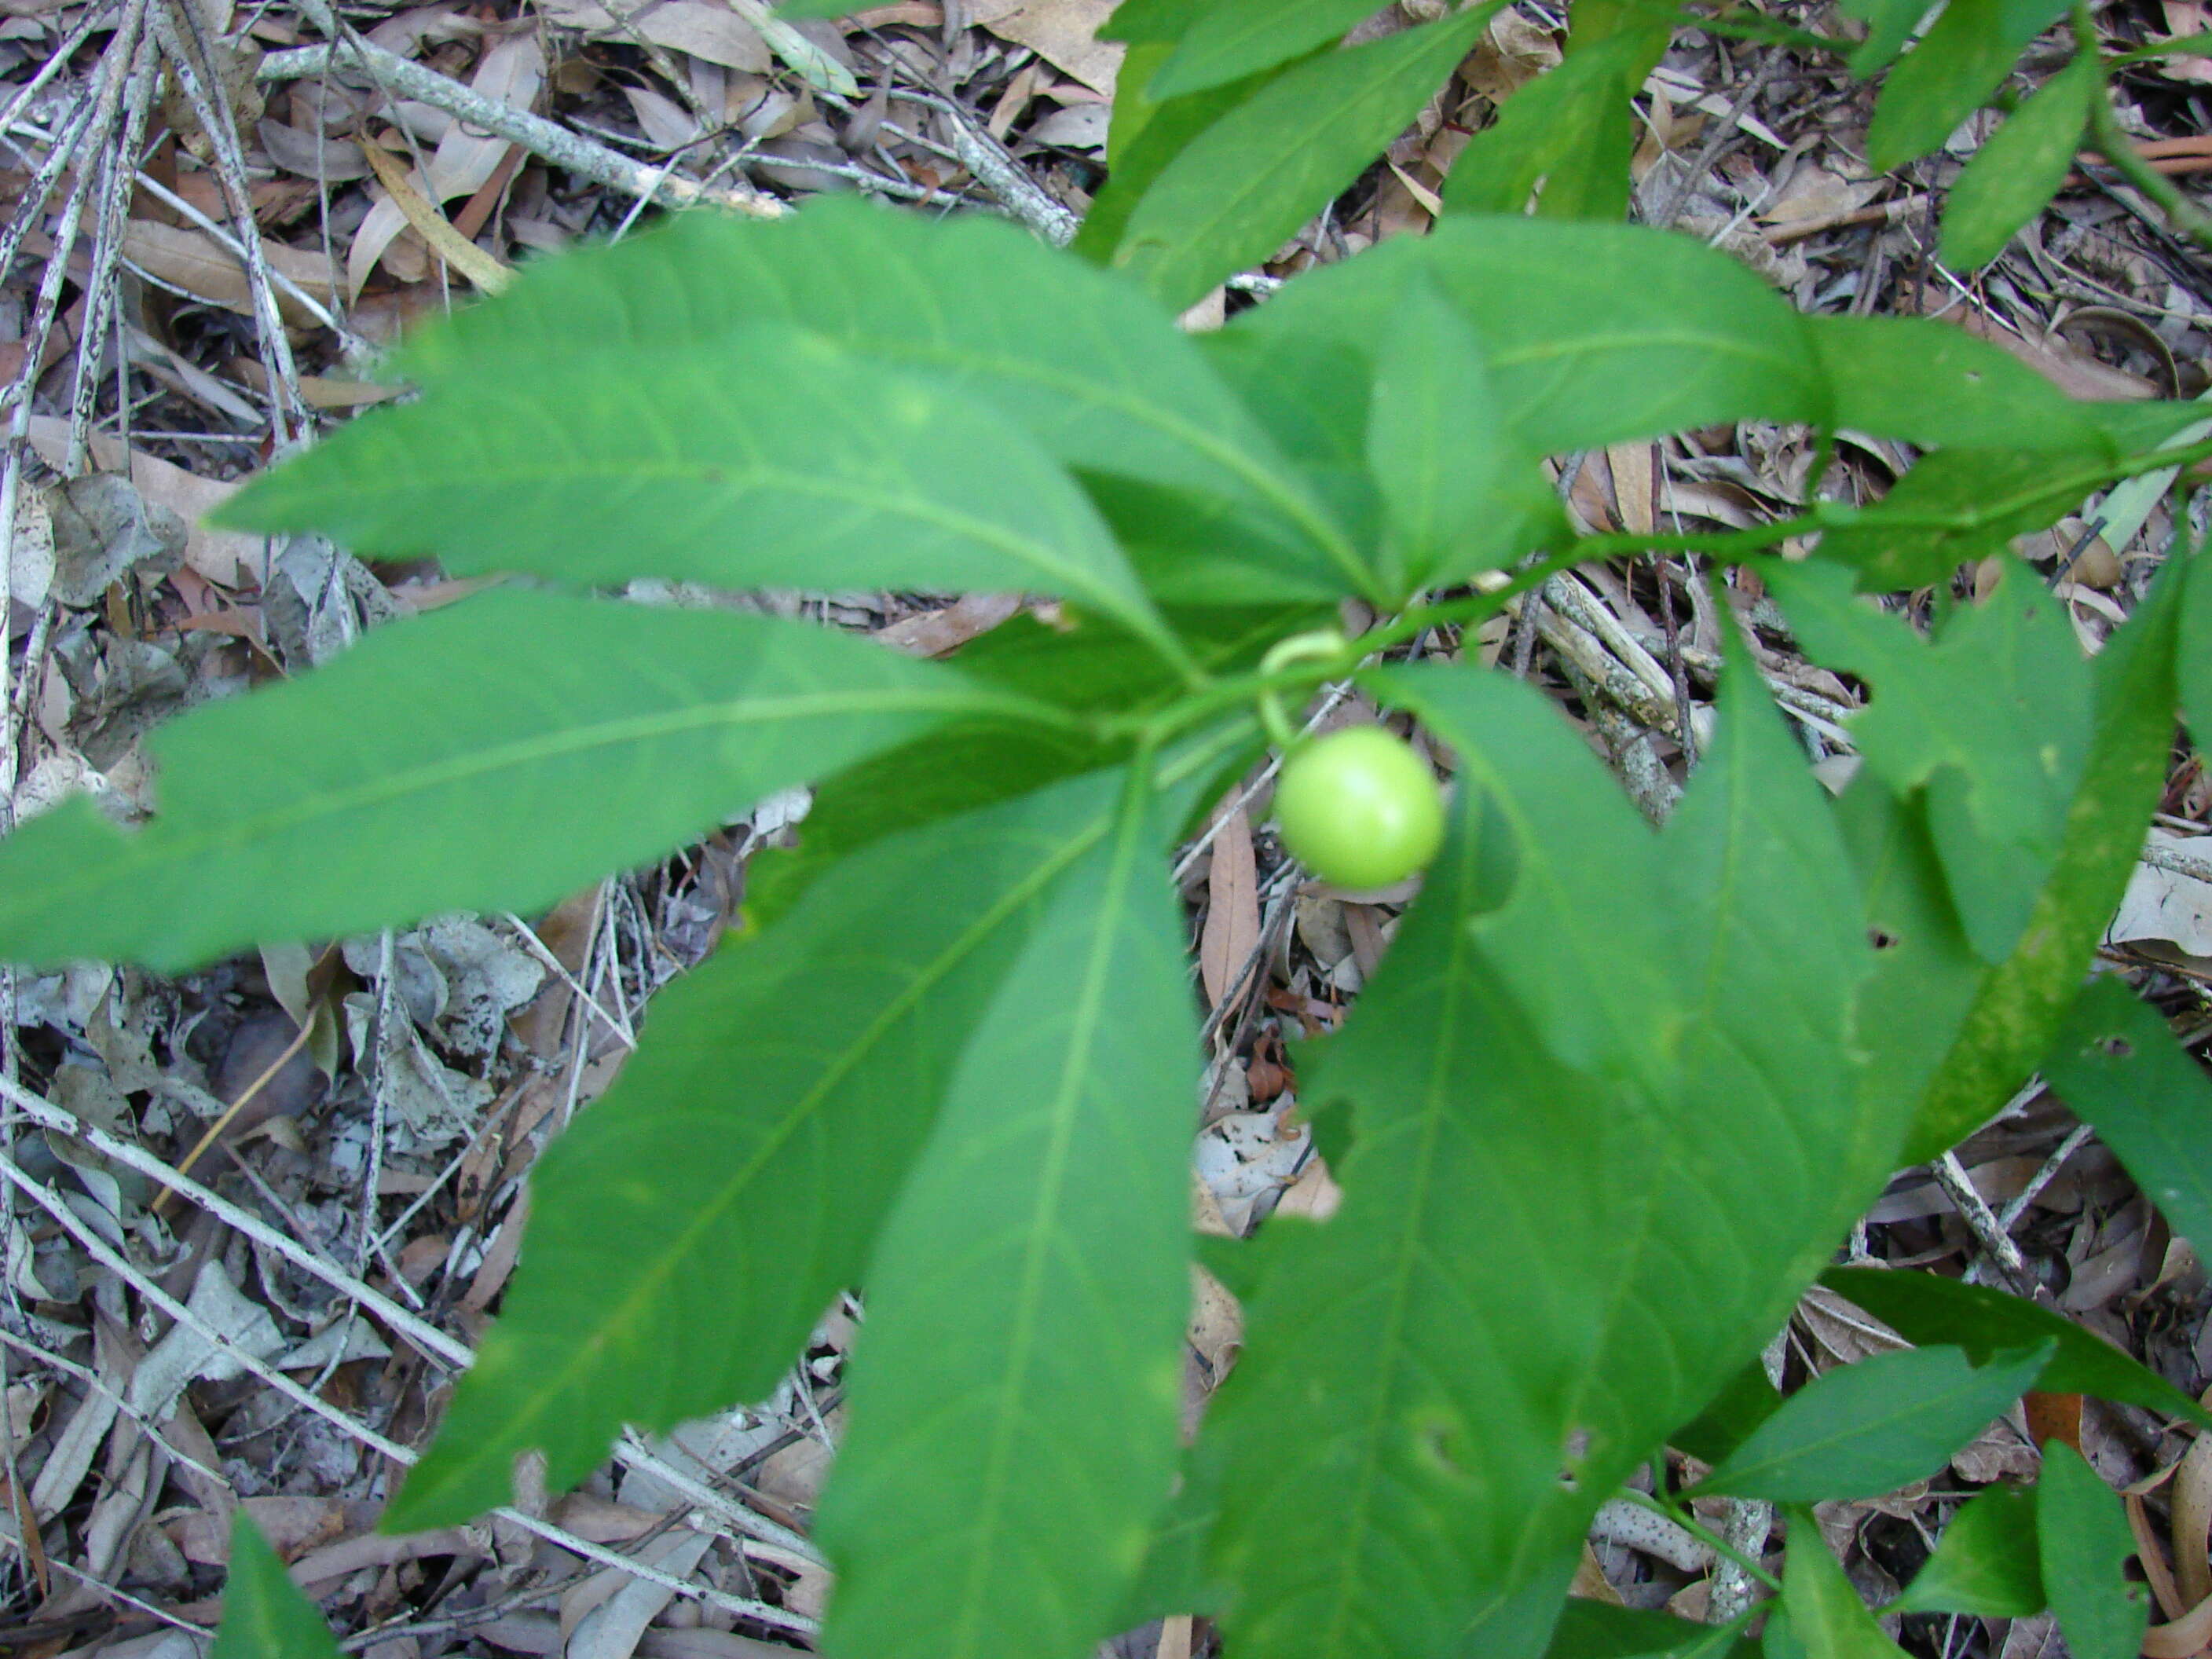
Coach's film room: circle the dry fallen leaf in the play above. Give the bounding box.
[540,0,771,70]
[2113,834,2212,955]
[969,0,1123,97]
[347,31,544,296]
[122,219,339,327]
[1200,805,1260,1011]
[2156,0,2212,82]
[25,417,260,587]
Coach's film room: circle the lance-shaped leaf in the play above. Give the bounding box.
[1097,0,1209,43]
[1821,1266,2212,1426]
[2185,543,2212,750]
[1139,0,1391,97]
[2038,1441,2149,1659]
[2045,976,2212,1252]
[1766,557,2089,961]
[1443,23,1673,222]
[1364,273,1507,596]
[1941,53,2097,269]
[1225,217,1827,457]
[0,590,995,972]
[1690,1343,2050,1502]
[1904,553,2185,1159]
[1868,0,2072,169]
[817,770,1198,1659]
[1804,315,2159,458]
[1829,782,1983,1140]
[1809,447,2119,593]
[1205,774,1655,1659]
[744,602,1307,925]
[1892,1483,2045,1617]
[384,767,1137,1529]
[221,327,1188,669]
[1544,1602,1758,1659]
[386,199,1358,596]
[1076,48,1315,269]
[1108,7,1494,312]
[1840,0,1925,75]
[1781,1508,1912,1659]
[1205,655,1882,1659]
[213,1514,343,1659]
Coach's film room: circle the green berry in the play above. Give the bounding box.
[1273,725,1445,889]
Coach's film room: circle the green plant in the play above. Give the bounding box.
[9,3,2212,1657]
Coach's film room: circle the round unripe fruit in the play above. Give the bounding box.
[1273,725,1445,889]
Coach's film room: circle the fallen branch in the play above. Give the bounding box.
[257,39,788,221]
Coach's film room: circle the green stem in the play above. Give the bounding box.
[2080,6,2212,255]
[2112,29,2212,64]
[1093,423,2212,756]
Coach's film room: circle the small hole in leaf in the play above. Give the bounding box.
[1869,928,1899,951]
[1412,1412,1467,1479]
[2097,1035,2133,1059]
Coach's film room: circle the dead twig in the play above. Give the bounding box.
[257,39,786,220]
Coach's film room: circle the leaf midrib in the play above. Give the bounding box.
[33,686,989,912]
[950,775,1154,1657]
[862,328,1367,593]
[1317,830,1481,1654]
[297,458,1144,634]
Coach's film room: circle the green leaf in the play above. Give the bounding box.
[1544,1601,1758,1659]
[406,200,1348,590]
[2046,976,2212,1251]
[1781,1507,1910,1659]
[1941,53,2097,269]
[1690,1342,2050,1502]
[1100,0,1210,43]
[1077,54,1316,267]
[1670,1357,1783,1465]
[1205,767,1652,1658]
[1821,1266,2212,1427]
[1203,654,1886,1659]
[1831,781,1984,1135]
[1868,0,2074,169]
[1228,217,1827,457]
[1804,314,2146,458]
[816,769,1197,1659]
[1761,1607,1809,1659]
[0,591,989,973]
[743,605,1306,925]
[1764,557,2090,961]
[1364,273,1506,595]
[1906,553,2184,1157]
[1144,0,1390,98]
[1082,471,1354,604]
[1441,23,1673,221]
[2038,1441,2150,1659]
[1108,7,1494,312]
[1841,0,1928,76]
[222,324,1186,666]
[1812,447,2111,592]
[384,767,1139,1529]
[1892,1483,2045,1617]
[2185,540,2212,751]
[213,1514,343,1659]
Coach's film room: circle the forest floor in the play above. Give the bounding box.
[2,0,2212,1654]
